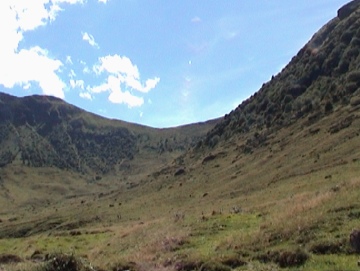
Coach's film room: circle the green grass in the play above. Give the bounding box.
[175,213,261,261]
[0,231,112,257]
[0,94,360,271]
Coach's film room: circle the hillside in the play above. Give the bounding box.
[204,1,360,149]
[0,1,360,271]
[0,92,218,211]
[0,92,218,175]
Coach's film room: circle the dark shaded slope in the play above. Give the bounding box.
[0,93,218,174]
[0,93,137,173]
[204,2,360,148]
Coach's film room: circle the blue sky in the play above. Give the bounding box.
[0,0,350,128]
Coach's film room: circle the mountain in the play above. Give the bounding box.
[0,92,219,176]
[1,2,360,271]
[204,1,360,149]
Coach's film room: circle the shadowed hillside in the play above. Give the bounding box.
[0,92,219,175]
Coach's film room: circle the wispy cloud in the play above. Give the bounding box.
[191,16,202,23]
[79,92,92,100]
[70,79,84,89]
[0,0,84,99]
[88,54,160,107]
[98,0,109,3]
[66,56,73,64]
[82,32,99,48]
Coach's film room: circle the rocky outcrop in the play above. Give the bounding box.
[338,0,360,20]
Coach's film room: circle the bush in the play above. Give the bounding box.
[284,103,293,113]
[276,249,309,268]
[282,95,293,105]
[324,101,333,113]
[40,253,92,271]
[111,261,138,271]
[346,82,358,93]
[309,239,346,254]
[208,135,220,148]
[340,30,354,44]
[199,261,231,271]
[0,254,23,264]
[347,70,360,83]
[350,96,360,106]
[256,249,309,268]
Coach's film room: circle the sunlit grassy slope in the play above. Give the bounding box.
[0,99,359,271]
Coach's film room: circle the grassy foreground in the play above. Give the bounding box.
[1,104,360,271]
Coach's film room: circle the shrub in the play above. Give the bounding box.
[256,249,309,268]
[0,254,23,264]
[209,135,220,148]
[350,96,360,106]
[309,239,346,254]
[282,95,293,105]
[276,249,309,268]
[346,82,358,93]
[40,253,92,271]
[340,30,354,44]
[175,260,203,271]
[111,261,138,271]
[347,70,360,83]
[284,103,293,113]
[324,101,333,113]
[221,257,246,268]
[199,261,231,271]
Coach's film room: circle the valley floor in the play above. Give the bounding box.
[1,105,360,271]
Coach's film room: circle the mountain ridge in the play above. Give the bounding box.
[202,2,360,150]
[0,91,220,175]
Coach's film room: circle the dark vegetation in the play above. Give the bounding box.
[204,2,360,151]
[0,93,218,175]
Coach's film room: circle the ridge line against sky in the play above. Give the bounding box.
[0,0,351,128]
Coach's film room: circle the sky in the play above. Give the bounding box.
[0,0,351,128]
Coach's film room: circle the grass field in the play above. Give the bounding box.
[0,103,359,271]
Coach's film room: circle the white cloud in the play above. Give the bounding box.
[98,0,109,3]
[0,0,84,99]
[66,56,73,64]
[80,61,91,74]
[70,79,84,89]
[88,74,144,107]
[94,55,140,78]
[0,46,65,98]
[69,69,76,78]
[126,76,160,93]
[191,16,202,23]
[82,32,99,48]
[108,90,144,107]
[23,83,32,90]
[89,54,160,107]
[79,92,92,100]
